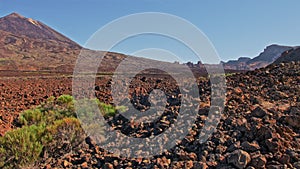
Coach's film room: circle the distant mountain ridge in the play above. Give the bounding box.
[273,47,300,64]
[0,12,298,73]
[222,44,294,70]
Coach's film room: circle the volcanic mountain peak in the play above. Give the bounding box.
[5,12,25,19]
[0,12,83,71]
[0,12,79,47]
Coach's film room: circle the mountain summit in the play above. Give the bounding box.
[0,12,79,47]
[0,12,81,71]
[5,12,25,18]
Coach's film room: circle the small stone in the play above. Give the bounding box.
[251,154,266,168]
[246,166,255,169]
[251,106,267,118]
[289,107,300,116]
[285,115,300,128]
[279,154,290,164]
[266,164,285,169]
[63,160,71,167]
[45,164,52,169]
[227,149,251,169]
[234,87,243,95]
[256,126,273,140]
[216,145,227,154]
[266,138,279,153]
[188,152,197,161]
[81,162,88,169]
[113,160,118,166]
[227,141,241,152]
[185,160,193,168]
[293,162,300,169]
[193,162,208,169]
[104,162,114,169]
[241,141,260,152]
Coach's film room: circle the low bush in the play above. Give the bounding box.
[0,124,47,168]
[0,95,125,168]
[43,117,85,158]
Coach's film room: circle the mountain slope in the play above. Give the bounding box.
[221,57,251,70]
[248,44,292,63]
[223,44,293,70]
[0,13,79,47]
[273,47,300,64]
[0,12,83,71]
[0,13,194,74]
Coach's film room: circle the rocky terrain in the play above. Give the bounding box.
[42,62,300,169]
[1,61,299,168]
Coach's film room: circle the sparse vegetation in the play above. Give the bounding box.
[0,95,124,168]
[225,72,236,77]
[0,124,46,168]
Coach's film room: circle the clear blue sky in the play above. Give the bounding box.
[1,0,300,63]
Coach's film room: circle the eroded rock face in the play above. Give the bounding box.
[223,44,294,70]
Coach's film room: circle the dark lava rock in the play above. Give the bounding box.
[241,141,260,152]
[250,153,267,169]
[227,149,251,169]
[251,106,267,118]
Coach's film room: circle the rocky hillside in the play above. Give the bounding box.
[0,13,79,47]
[221,57,251,70]
[31,61,299,169]
[222,44,293,70]
[0,12,82,71]
[274,47,300,64]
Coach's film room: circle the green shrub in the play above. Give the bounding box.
[0,124,47,168]
[99,102,127,117]
[18,95,76,126]
[57,94,74,105]
[18,108,43,126]
[43,117,85,158]
[1,94,126,168]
